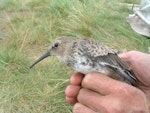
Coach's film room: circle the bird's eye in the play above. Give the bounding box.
[54,43,59,48]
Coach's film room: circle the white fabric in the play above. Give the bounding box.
[127,0,150,37]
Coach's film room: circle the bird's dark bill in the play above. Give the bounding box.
[30,51,50,68]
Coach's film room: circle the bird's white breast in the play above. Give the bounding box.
[73,55,108,75]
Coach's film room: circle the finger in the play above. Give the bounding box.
[66,96,77,104]
[118,52,132,64]
[73,103,99,113]
[77,89,106,112]
[118,51,142,65]
[118,52,130,60]
[65,85,81,97]
[82,72,126,95]
[70,72,84,85]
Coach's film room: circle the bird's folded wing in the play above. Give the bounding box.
[77,38,138,85]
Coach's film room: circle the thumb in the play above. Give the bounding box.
[118,51,135,65]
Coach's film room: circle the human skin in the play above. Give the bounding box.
[65,51,150,113]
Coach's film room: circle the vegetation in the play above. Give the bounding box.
[0,0,149,112]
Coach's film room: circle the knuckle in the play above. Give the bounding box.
[82,72,93,85]
[107,103,123,113]
[103,100,124,113]
[73,103,83,113]
[76,88,84,101]
[115,83,130,92]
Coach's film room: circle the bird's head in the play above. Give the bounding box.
[30,36,73,68]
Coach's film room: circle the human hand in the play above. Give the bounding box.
[119,51,150,87]
[65,51,150,113]
[66,72,149,113]
[119,51,150,111]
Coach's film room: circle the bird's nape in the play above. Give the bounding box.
[30,51,50,68]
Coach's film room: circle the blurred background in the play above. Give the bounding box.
[0,0,149,113]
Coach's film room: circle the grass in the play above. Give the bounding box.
[0,0,149,113]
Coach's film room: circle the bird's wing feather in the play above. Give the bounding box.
[77,38,117,57]
[96,54,138,85]
[77,38,138,86]
[77,38,129,69]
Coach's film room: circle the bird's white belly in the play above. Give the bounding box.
[73,55,107,74]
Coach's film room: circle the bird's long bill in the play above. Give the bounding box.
[30,51,50,68]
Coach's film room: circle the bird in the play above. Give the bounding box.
[30,36,139,86]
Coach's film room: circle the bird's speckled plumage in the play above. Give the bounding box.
[30,36,139,86]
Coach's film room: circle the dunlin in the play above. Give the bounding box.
[30,36,138,86]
